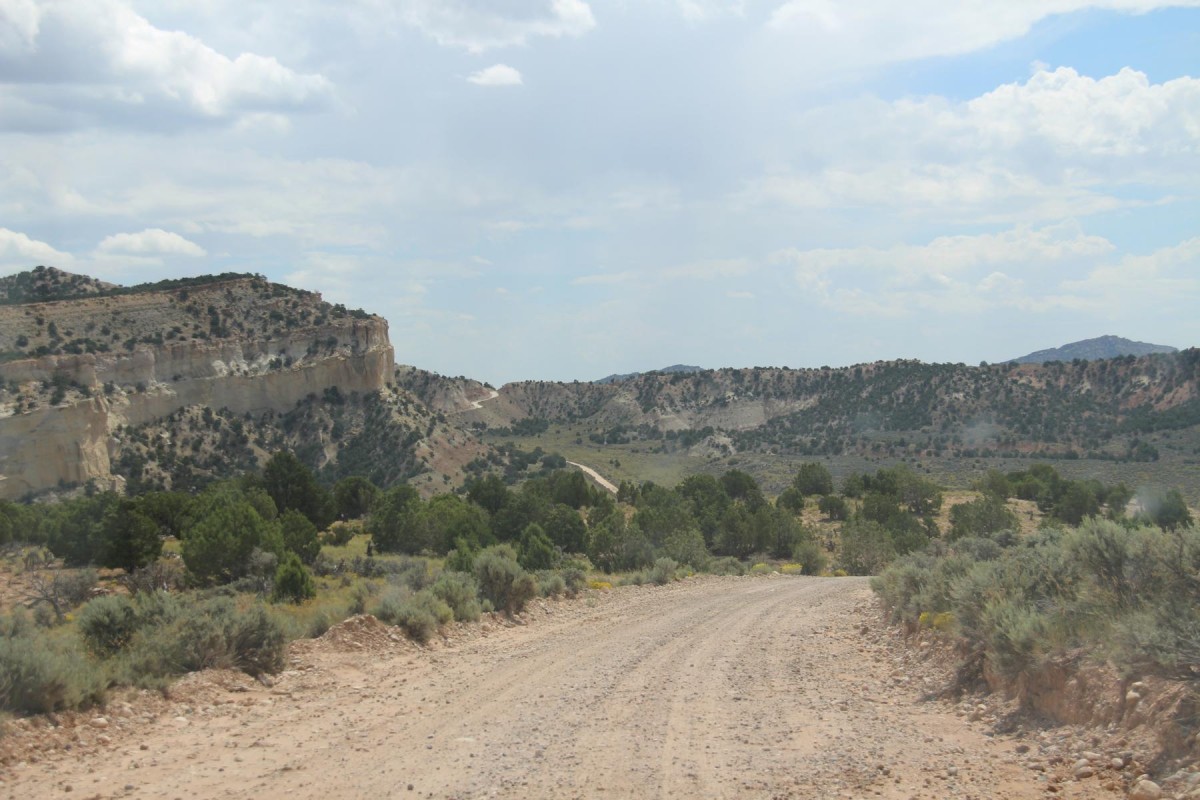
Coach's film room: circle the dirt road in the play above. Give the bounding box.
[2,577,1118,800]
[566,460,618,494]
[467,389,500,411]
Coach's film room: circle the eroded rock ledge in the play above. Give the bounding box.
[0,276,394,498]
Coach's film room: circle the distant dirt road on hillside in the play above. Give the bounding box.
[567,460,618,493]
[3,577,1115,800]
[467,389,499,411]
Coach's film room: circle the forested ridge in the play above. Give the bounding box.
[486,350,1200,461]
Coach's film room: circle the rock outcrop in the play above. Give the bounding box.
[0,274,394,499]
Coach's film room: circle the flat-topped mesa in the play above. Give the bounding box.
[0,273,394,499]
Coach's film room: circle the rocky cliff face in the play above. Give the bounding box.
[0,274,394,499]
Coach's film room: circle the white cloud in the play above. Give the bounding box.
[978,271,1024,295]
[766,1,1200,67]
[610,184,681,212]
[662,258,753,281]
[0,0,41,56]
[779,222,1112,277]
[573,259,754,288]
[572,270,639,286]
[286,253,486,318]
[744,67,1200,222]
[486,219,536,234]
[773,223,1118,315]
[1063,238,1200,310]
[393,0,595,53]
[908,67,1200,161]
[0,228,73,269]
[95,229,206,257]
[674,0,745,22]
[467,64,523,87]
[743,163,1124,222]
[0,0,332,130]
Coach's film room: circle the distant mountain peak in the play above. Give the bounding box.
[595,364,704,384]
[1010,335,1178,364]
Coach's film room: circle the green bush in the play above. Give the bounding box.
[377,589,452,644]
[1113,604,1200,678]
[78,594,139,656]
[117,596,286,680]
[775,486,806,514]
[59,568,99,607]
[444,539,477,573]
[430,571,482,622]
[660,528,710,570]
[560,567,588,596]
[519,523,557,571]
[385,556,435,592]
[792,463,834,496]
[0,607,33,638]
[181,492,284,586]
[305,609,338,638]
[0,635,105,713]
[790,539,828,575]
[225,604,288,676]
[707,556,747,576]
[876,515,1200,687]
[474,545,537,615]
[272,552,316,604]
[280,509,321,566]
[617,571,647,587]
[838,518,896,576]
[981,599,1049,679]
[324,523,355,547]
[649,557,678,585]
[366,485,421,553]
[537,572,566,597]
[871,553,933,627]
[948,496,1019,541]
[349,582,375,615]
[818,495,848,521]
[952,536,1003,562]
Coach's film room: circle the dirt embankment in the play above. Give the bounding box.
[1,577,1139,799]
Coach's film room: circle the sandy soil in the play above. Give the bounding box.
[1,576,1125,800]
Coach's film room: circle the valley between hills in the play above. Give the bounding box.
[1,267,1196,504]
[0,267,1197,800]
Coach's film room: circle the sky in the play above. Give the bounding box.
[0,1,1197,385]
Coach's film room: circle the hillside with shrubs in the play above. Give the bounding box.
[2,435,1193,744]
[454,351,1200,465]
[871,465,1199,766]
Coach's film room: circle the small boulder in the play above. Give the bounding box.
[1130,779,1162,800]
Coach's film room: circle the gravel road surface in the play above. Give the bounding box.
[3,576,1119,799]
